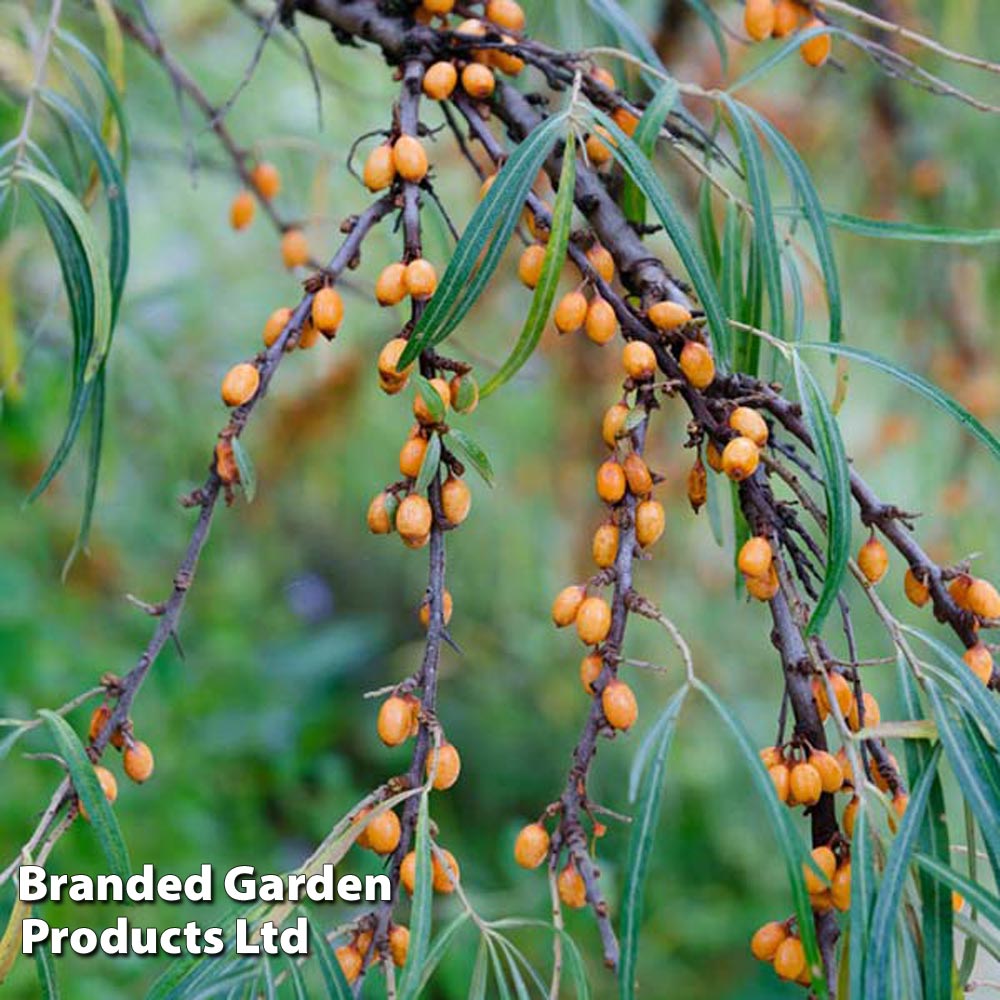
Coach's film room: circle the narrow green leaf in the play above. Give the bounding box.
[230,437,257,503]
[728,24,840,94]
[0,725,31,762]
[415,375,446,424]
[481,130,576,397]
[494,937,536,1000]
[822,211,1000,245]
[719,201,743,319]
[680,0,728,71]
[792,354,851,634]
[445,428,494,487]
[487,919,589,1000]
[622,79,679,225]
[307,918,353,1000]
[954,909,1000,964]
[487,936,514,1000]
[913,854,1000,930]
[585,0,667,85]
[415,432,442,495]
[38,710,130,881]
[398,793,433,1000]
[468,936,489,1000]
[281,951,308,1000]
[698,180,721,279]
[34,937,59,999]
[800,343,1000,463]
[849,799,875,998]
[415,913,471,994]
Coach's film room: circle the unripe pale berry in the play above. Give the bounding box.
[809,751,844,794]
[800,18,831,66]
[221,363,260,407]
[963,643,993,685]
[586,244,615,283]
[514,823,550,869]
[124,740,155,783]
[904,568,930,607]
[580,653,603,693]
[750,921,788,961]
[423,61,458,100]
[647,300,691,330]
[789,762,822,805]
[602,403,629,447]
[364,144,396,191]
[803,846,836,894]
[555,291,588,334]
[389,925,409,967]
[413,376,450,425]
[557,863,586,908]
[596,459,627,504]
[426,742,461,790]
[729,406,768,446]
[399,436,428,479]
[366,809,402,854]
[552,585,586,627]
[635,499,665,548]
[858,537,889,584]
[263,307,292,348]
[738,536,772,578]
[419,589,453,629]
[968,578,1000,618]
[721,436,760,481]
[376,262,409,306]
[485,0,525,31]
[336,946,362,984]
[251,162,281,200]
[585,297,617,345]
[230,190,254,230]
[602,679,638,729]
[462,63,496,99]
[281,229,310,269]
[773,937,806,981]
[518,244,546,288]
[577,596,612,645]
[622,341,656,380]
[312,287,344,335]
[679,340,715,389]
[592,523,619,568]
[432,849,459,893]
[623,452,653,496]
[744,0,776,41]
[396,494,433,542]
[441,476,471,525]
[405,258,437,299]
[367,492,393,534]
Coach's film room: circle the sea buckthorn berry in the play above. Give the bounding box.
[524,205,551,243]
[809,751,844,794]
[514,823,550,869]
[80,765,118,821]
[400,851,417,893]
[831,863,851,911]
[602,403,629,447]
[596,459,627,504]
[392,135,429,182]
[835,747,854,786]
[847,691,881,732]
[577,596,612,645]
[376,262,409,307]
[773,936,806,982]
[812,678,830,722]
[555,291,588,334]
[729,406,769,447]
[450,374,479,414]
[298,317,319,350]
[892,792,909,822]
[623,341,656,380]
[413,376,450,425]
[478,173,497,201]
[635,499,665,549]
[389,925,409,967]
[365,809,402,854]
[251,161,281,200]
[263,307,292,348]
[963,643,993,685]
[432,849,459,893]
[441,476,472,526]
[221,363,260,407]
[968,578,1000,618]
[312,287,344,336]
[827,672,853,715]
[485,0,525,31]
[552,585,586,627]
[842,796,859,838]
[405,258,438,299]
[462,63,496,99]
[230,190,254,230]
[423,61,458,100]
[399,436,428,479]
[810,890,833,913]
[377,697,414,747]
[518,244,547,288]
[800,18,831,66]
[648,300,692,330]
[769,763,790,802]
[215,440,240,486]
[623,453,653,496]
[746,564,780,601]
[773,0,803,37]
[88,705,110,743]
[612,106,639,136]
[759,745,784,768]
[687,457,707,512]
[585,130,613,166]
[803,846,836,894]
[586,244,615,283]
[744,0,776,41]
[379,339,413,390]
[721,437,760,481]
[592,523,619,569]
[367,492,394,534]
[750,921,788,961]
[426,742,461,790]
[705,440,723,473]
[365,143,397,192]
[872,752,898,794]
[602,679,638,730]
[492,38,525,76]
[557,863,587,909]
[396,494,433,543]
[281,228,310,269]
[904,568,931,607]
[950,575,973,610]
[423,0,455,12]
[858,537,889,584]
[580,653,603,693]
[738,537,773,578]
[123,740,154,783]
[585,297,618,345]
[419,589,453,629]
[335,945,362,984]
[790,762,822,806]
[591,66,616,89]
[679,340,715,389]
[953,891,964,912]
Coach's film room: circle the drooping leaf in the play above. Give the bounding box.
[848,798,875,998]
[445,428,494,487]
[33,937,59,999]
[488,919,590,1000]
[821,211,1000,245]
[697,180,721,279]
[728,24,841,94]
[622,79,679,225]
[414,914,472,995]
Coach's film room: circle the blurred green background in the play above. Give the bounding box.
[2,0,999,996]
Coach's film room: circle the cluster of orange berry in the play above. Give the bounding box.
[706,403,769,486]
[335,923,410,984]
[744,0,831,67]
[77,704,155,821]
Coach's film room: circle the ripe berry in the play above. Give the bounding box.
[858,537,889,584]
[367,492,393,534]
[312,287,344,336]
[590,67,616,90]
[769,763,790,802]
[80,765,118,821]
[378,338,413,393]
[389,925,409,967]
[773,0,803,37]
[377,697,414,747]
[577,596,612,645]
[831,863,851,911]
[123,740,155,783]
[687,457,707,512]
[478,173,497,200]
[800,18,831,66]
[822,672,853,716]
[419,589,453,628]
[555,291,588,334]
[230,190,254,230]
[400,851,417,894]
[399,435,428,479]
[396,494,433,544]
[281,229,309,269]
[750,921,788,961]
[557,863,587,908]
[904,568,931,607]
[842,796,858,838]
[394,135,428,183]
[298,318,319,350]
[221,363,260,407]
[705,440,723,473]
[602,679,637,729]
[485,0,525,31]
[580,653,603,693]
[441,476,471,525]
[336,945,362,984]
[364,144,396,191]
[738,537,772,578]
[552,585,585,627]
[585,297,617,345]
[432,849,459,893]
[803,846,836,894]
[518,244,546,288]
[426,742,461,790]
[366,809,402,854]
[891,792,909,823]
[744,0,776,41]
[612,106,639,136]
[592,523,619,568]
[423,61,458,100]
[586,244,615,283]
[623,453,653,496]
[376,262,409,306]
[215,441,240,486]
[514,823,550,869]
[808,751,844,794]
[759,745,784,769]
[449,374,479,414]
[963,643,993,685]
[635,499,665,548]
[492,39,525,77]
[263,307,292,348]
[647,300,691,330]
[953,891,964,913]
[413,376,450,424]
[423,0,455,12]
[729,406,768,447]
[789,762,822,805]
[679,340,715,389]
[772,936,805,981]
[585,131,613,166]
[967,578,1000,618]
[950,575,973,609]
[721,437,759,481]
[87,705,124,748]
[622,341,656,380]
[250,162,281,200]
[601,403,629,447]
[746,564,779,601]
[596,459,627,504]
[405,258,438,299]
[847,691,880,732]
[462,63,496,99]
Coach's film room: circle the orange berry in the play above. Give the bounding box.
[952,891,964,913]
[518,244,547,288]
[366,809,402,854]
[363,144,396,191]
[773,936,806,981]
[612,106,639,136]
[335,945,362,984]
[367,492,393,534]
[485,0,525,31]
[803,846,836,894]
[602,679,638,729]
[773,0,803,37]
[950,575,974,610]
[968,578,1000,618]
[251,162,281,200]
[396,494,433,543]
[759,745,784,769]
[635,499,665,549]
[585,297,618,345]
[555,291,588,334]
[738,537,773,578]
[413,376,450,425]
[769,763,790,803]
[400,851,417,893]
[800,18,831,66]
[312,287,344,336]
[552,585,586,627]
[399,436,428,479]
[393,135,429,184]
[687,457,707,512]
[744,0,776,41]
[789,762,822,806]
[602,403,629,447]
[828,673,853,715]
[432,849,459,893]
[389,925,409,967]
[229,190,255,230]
[426,742,461,790]
[586,244,615,283]
[557,863,587,908]
[647,300,691,330]
[492,37,524,76]
[263,307,292,348]
[123,740,154,783]
[842,796,859,838]
[580,653,603,693]
[809,751,844,794]
[858,537,889,584]
[831,863,851,911]
[80,765,118,821]
[590,67,616,90]
[679,340,715,389]
[462,63,496,99]
[377,697,414,747]
[746,564,779,601]
[847,691,880,732]
[623,453,653,496]
[419,589,453,629]
[892,792,909,823]
[623,341,657,380]
[577,596,612,645]
[215,440,240,486]
[423,61,458,100]
[721,437,759,481]
[963,643,994,685]
[404,258,437,299]
[585,131,613,166]
[441,476,471,526]
[904,568,931,607]
[729,406,768,447]
[592,523,619,568]
[221,363,260,407]
[281,229,310,269]
[514,823,550,869]
[705,440,724,473]
[376,262,409,306]
[423,0,454,11]
[750,921,788,961]
[297,317,320,351]
[87,705,111,744]
[596,459,627,504]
